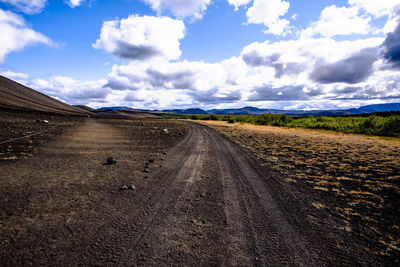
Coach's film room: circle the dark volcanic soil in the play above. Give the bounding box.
[0,114,397,266]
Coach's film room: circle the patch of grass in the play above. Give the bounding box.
[166,112,400,137]
[312,202,325,209]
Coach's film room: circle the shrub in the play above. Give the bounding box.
[380,116,400,136]
[209,114,218,121]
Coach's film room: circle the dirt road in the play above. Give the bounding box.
[0,118,382,265]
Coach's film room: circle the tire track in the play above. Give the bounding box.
[87,124,213,265]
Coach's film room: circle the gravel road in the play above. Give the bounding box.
[0,118,380,265]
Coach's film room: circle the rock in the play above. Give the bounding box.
[162,151,167,155]
[128,184,136,190]
[143,168,149,173]
[120,185,128,190]
[106,157,117,165]
[162,129,168,134]
[143,175,148,179]
[160,158,164,161]
[178,132,183,136]
[148,159,154,164]
[36,119,49,124]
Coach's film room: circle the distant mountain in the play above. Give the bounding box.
[358,103,400,113]
[163,108,208,114]
[98,106,136,111]
[162,103,400,116]
[208,106,281,115]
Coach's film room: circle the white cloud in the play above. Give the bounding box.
[348,0,400,18]
[0,70,29,84]
[29,75,109,104]
[106,59,229,92]
[93,15,185,61]
[0,9,54,62]
[263,19,290,35]
[141,0,211,19]
[1,0,89,14]
[246,0,291,35]
[228,0,252,10]
[1,70,29,80]
[66,0,85,8]
[97,34,389,109]
[0,0,47,14]
[301,5,372,38]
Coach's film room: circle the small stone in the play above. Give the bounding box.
[161,129,168,134]
[160,158,164,161]
[148,159,154,164]
[128,184,136,190]
[162,151,167,155]
[143,168,149,173]
[143,175,148,179]
[120,185,128,190]
[106,157,117,165]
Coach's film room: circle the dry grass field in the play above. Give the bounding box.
[200,120,400,259]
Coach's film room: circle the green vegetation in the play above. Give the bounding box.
[161,113,400,137]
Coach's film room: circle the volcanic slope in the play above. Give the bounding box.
[0,117,384,266]
[0,75,90,115]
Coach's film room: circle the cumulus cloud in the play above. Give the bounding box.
[381,14,400,69]
[141,0,211,19]
[189,88,241,104]
[1,0,87,13]
[106,59,232,93]
[242,51,304,78]
[241,37,383,80]
[0,0,47,14]
[98,35,390,108]
[246,0,291,35]
[102,58,248,108]
[310,48,379,84]
[0,9,54,62]
[330,84,400,101]
[93,15,185,61]
[248,85,322,101]
[29,76,109,104]
[1,70,29,80]
[65,0,85,8]
[228,0,252,10]
[348,0,400,18]
[301,5,372,38]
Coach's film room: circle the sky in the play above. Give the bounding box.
[0,0,399,110]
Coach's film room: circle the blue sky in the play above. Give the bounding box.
[0,0,399,110]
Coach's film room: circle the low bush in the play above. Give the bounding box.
[163,112,400,137]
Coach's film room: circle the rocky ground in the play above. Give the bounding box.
[0,109,83,161]
[1,111,398,265]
